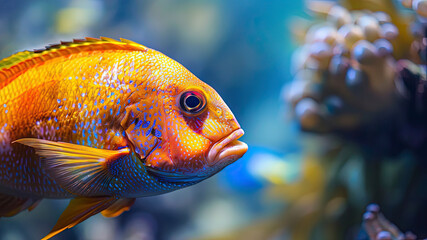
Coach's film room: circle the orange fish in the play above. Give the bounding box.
[0,37,247,239]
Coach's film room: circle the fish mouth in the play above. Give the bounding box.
[206,129,248,167]
[145,129,247,183]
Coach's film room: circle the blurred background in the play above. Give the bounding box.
[0,0,426,239]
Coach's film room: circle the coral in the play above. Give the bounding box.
[286,0,426,157]
[358,204,417,240]
[283,0,427,239]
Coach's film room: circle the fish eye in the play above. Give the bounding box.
[180,91,206,115]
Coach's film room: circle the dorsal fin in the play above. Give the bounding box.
[0,37,148,85]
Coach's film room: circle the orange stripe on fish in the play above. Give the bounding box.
[0,37,147,89]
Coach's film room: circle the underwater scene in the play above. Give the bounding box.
[0,0,426,239]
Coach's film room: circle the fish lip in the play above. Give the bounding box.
[206,129,247,167]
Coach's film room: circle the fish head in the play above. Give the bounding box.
[136,62,247,183]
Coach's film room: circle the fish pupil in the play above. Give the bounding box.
[185,95,200,109]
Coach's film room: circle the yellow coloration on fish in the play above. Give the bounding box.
[0,37,247,239]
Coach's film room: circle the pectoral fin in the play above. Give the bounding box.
[101,198,136,218]
[41,197,116,240]
[14,138,130,196]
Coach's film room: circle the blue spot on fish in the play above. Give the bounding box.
[146,119,156,137]
[141,121,149,128]
[154,129,162,137]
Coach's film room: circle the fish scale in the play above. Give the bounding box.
[0,37,246,239]
[0,48,175,197]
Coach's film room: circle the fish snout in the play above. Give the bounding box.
[206,129,248,167]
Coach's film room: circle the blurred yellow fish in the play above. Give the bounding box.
[0,37,248,239]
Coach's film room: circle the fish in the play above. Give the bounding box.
[0,37,248,239]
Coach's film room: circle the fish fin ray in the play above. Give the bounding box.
[41,197,116,240]
[0,37,148,86]
[101,198,136,218]
[0,193,41,217]
[120,38,140,45]
[14,138,130,196]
